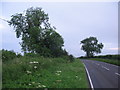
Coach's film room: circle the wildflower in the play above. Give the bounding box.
[75,76,78,78]
[34,66,37,69]
[55,70,61,75]
[33,61,39,64]
[26,70,32,74]
[38,85,41,87]
[56,73,60,76]
[56,71,61,73]
[42,85,46,88]
[29,61,39,64]
[38,82,41,85]
[32,82,35,84]
[29,83,32,86]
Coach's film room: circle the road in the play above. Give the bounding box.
[81,60,120,88]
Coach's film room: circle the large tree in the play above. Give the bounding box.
[8,7,64,57]
[80,37,104,57]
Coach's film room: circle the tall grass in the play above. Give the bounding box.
[3,56,88,88]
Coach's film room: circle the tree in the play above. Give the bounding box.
[80,37,104,57]
[8,7,64,57]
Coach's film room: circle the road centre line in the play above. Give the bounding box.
[83,63,94,90]
[115,73,120,76]
[101,66,110,71]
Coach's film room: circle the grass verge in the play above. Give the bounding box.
[89,58,120,66]
[2,57,88,88]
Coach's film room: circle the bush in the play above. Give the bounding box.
[24,53,40,57]
[16,53,22,58]
[2,49,17,62]
[69,54,74,62]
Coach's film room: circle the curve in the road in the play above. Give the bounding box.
[81,59,120,88]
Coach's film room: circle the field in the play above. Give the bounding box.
[89,58,120,66]
[2,56,88,88]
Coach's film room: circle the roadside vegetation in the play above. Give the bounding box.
[89,58,120,66]
[79,55,120,66]
[2,50,88,88]
[1,7,89,88]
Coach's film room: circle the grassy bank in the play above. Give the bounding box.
[89,58,120,66]
[3,57,88,88]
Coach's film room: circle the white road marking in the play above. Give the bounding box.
[115,73,120,76]
[83,63,94,90]
[102,66,110,71]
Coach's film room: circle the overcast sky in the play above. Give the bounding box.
[0,1,119,57]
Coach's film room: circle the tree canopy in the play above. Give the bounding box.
[80,37,104,57]
[8,7,65,57]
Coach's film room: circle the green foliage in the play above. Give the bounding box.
[79,54,120,60]
[8,7,65,57]
[80,36,104,57]
[24,53,41,57]
[92,54,120,60]
[89,58,120,66]
[16,53,22,58]
[68,54,74,62]
[2,57,88,88]
[1,49,17,62]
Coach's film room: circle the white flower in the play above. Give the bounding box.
[29,83,32,86]
[29,61,39,64]
[75,76,78,78]
[33,61,39,64]
[32,82,35,84]
[56,73,60,75]
[34,66,37,69]
[42,85,46,87]
[26,70,32,74]
[38,85,41,87]
[56,71,61,73]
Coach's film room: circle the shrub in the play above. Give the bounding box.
[24,53,40,57]
[2,49,17,62]
[69,54,74,62]
[16,53,22,58]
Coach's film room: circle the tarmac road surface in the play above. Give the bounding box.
[81,60,120,88]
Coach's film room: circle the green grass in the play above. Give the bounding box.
[2,57,88,88]
[0,60,2,90]
[89,58,120,66]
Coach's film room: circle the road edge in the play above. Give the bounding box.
[83,63,94,90]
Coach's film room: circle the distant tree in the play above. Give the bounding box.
[8,7,64,57]
[80,37,104,57]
